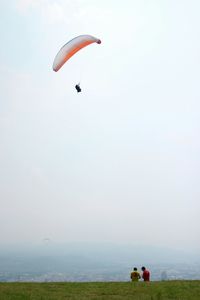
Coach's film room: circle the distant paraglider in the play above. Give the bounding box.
[43,238,51,245]
[52,35,101,92]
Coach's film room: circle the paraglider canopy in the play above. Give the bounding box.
[53,35,101,72]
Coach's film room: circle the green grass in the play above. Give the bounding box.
[0,281,199,300]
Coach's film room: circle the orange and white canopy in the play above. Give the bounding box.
[53,35,101,72]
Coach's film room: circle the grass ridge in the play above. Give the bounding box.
[0,280,199,299]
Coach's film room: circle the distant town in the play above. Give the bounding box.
[0,244,199,282]
[1,263,200,282]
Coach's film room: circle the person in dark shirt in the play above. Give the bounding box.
[141,266,150,281]
[75,84,81,93]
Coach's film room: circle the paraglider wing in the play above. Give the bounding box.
[53,35,101,72]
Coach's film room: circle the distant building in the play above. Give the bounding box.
[161,271,168,281]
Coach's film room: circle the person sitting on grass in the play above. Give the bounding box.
[141,266,150,281]
[130,267,141,282]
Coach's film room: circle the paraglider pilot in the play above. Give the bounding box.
[75,84,81,93]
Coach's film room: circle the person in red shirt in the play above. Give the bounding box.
[141,266,150,281]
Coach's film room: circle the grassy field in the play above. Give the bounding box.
[0,281,199,300]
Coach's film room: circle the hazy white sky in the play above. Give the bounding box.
[0,0,200,252]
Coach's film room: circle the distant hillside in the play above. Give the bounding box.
[0,242,199,265]
[0,242,199,282]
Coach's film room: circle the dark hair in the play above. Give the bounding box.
[141,266,146,271]
[133,267,137,271]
